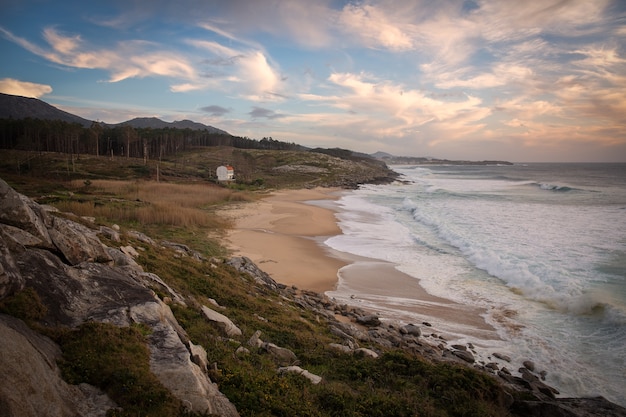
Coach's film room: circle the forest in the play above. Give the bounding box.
[0,118,303,160]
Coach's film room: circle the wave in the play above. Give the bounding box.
[537,182,576,192]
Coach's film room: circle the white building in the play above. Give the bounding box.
[216,165,235,181]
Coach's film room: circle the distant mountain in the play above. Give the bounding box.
[0,93,93,127]
[112,117,228,135]
[0,93,229,135]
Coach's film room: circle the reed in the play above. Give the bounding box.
[57,179,244,228]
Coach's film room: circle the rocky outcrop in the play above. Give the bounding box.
[0,314,115,417]
[0,178,239,417]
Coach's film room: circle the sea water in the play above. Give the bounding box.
[323,163,626,406]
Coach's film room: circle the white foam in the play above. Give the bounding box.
[323,164,626,406]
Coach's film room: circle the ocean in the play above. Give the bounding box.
[323,163,626,407]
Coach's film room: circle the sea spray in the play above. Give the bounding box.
[324,163,626,407]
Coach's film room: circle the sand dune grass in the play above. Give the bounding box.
[53,179,249,229]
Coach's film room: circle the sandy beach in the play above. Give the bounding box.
[219,188,348,292]
[220,187,496,338]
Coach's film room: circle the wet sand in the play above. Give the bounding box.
[220,187,497,339]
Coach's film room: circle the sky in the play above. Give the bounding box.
[1,0,625,162]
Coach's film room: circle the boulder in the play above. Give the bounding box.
[400,323,422,337]
[248,330,263,348]
[0,229,24,300]
[278,366,322,384]
[261,342,297,366]
[354,348,379,359]
[356,314,381,327]
[47,216,113,265]
[0,314,116,417]
[452,349,475,364]
[0,178,52,247]
[201,305,242,338]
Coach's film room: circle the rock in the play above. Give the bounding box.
[139,302,239,416]
[47,216,113,265]
[227,256,282,290]
[0,314,116,417]
[261,342,297,366]
[400,323,422,337]
[354,348,379,358]
[493,352,511,362]
[329,343,353,353]
[248,330,263,348]
[0,180,240,416]
[523,360,536,372]
[0,178,52,247]
[99,226,120,242]
[120,245,139,258]
[137,272,186,306]
[452,349,475,363]
[127,230,155,246]
[511,396,626,417]
[201,305,242,338]
[188,341,209,373]
[278,366,322,384]
[106,247,142,272]
[0,229,24,300]
[356,314,381,327]
[485,362,500,372]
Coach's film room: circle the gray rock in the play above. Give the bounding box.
[0,229,24,300]
[401,323,422,337]
[201,305,242,338]
[329,343,353,354]
[48,216,113,265]
[261,342,297,366]
[248,330,263,348]
[278,366,322,384]
[0,314,116,417]
[354,348,379,359]
[493,352,511,362]
[452,349,475,363]
[356,314,381,327]
[0,178,52,247]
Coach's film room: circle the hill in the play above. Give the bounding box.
[0,93,93,127]
[0,93,228,134]
[111,116,229,135]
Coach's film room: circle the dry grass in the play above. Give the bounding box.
[54,179,249,228]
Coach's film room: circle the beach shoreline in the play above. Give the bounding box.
[218,187,348,293]
[219,187,497,340]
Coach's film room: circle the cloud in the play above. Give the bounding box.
[338,3,416,51]
[248,106,286,119]
[0,78,52,98]
[2,26,196,84]
[189,36,284,101]
[201,105,230,116]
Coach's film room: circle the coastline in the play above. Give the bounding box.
[220,187,497,340]
[218,188,348,293]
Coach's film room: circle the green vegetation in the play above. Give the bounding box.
[57,322,187,417]
[0,147,516,416]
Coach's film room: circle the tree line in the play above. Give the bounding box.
[0,118,303,159]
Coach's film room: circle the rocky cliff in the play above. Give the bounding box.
[0,177,239,416]
[1,177,625,417]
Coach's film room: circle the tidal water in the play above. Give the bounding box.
[324,163,626,406]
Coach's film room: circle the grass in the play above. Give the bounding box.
[57,321,188,417]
